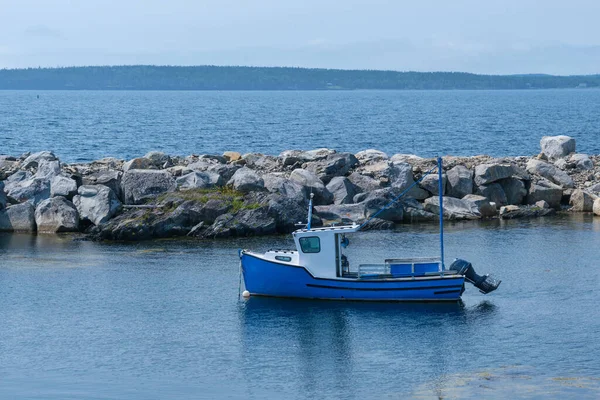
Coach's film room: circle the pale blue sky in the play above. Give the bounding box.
[1,0,599,74]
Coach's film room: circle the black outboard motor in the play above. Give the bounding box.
[450,259,501,294]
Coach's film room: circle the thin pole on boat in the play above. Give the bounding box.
[438,157,445,271]
[307,193,314,230]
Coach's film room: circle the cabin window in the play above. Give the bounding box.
[299,237,321,253]
[275,256,292,262]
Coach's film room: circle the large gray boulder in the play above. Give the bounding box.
[123,157,154,171]
[279,148,335,165]
[144,151,171,168]
[525,179,563,208]
[526,159,574,188]
[35,197,79,233]
[355,149,388,164]
[347,171,381,193]
[423,196,481,220]
[266,195,311,233]
[35,159,61,179]
[121,170,177,205]
[462,194,497,218]
[0,181,6,210]
[206,163,240,182]
[540,135,576,160]
[0,202,36,232]
[569,154,594,170]
[242,153,279,171]
[314,203,367,225]
[419,173,446,196]
[50,175,78,198]
[263,174,306,200]
[389,162,429,200]
[476,183,507,206]
[569,189,598,212]
[289,169,333,205]
[474,163,516,186]
[227,167,265,193]
[176,171,223,190]
[326,176,356,205]
[446,165,473,199]
[82,170,123,200]
[22,151,57,169]
[201,207,277,238]
[73,185,122,225]
[304,152,358,184]
[594,198,600,216]
[499,178,527,205]
[6,177,50,206]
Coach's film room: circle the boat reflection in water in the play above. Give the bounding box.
[238,297,498,398]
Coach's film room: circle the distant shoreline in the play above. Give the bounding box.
[1,65,599,90]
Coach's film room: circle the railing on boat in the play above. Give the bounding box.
[357,257,444,279]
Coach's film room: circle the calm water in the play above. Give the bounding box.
[1,215,599,399]
[1,89,600,162]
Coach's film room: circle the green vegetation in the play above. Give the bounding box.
[156,186,261,214]
[1,65,599,90]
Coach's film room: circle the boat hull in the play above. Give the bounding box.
[241,252,465,302]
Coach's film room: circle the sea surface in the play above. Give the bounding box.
[1,89,600,162]
[1,215,599,399]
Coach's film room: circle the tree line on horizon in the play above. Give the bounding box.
[0,65,599,90]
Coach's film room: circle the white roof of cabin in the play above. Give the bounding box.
[293,224,360,236]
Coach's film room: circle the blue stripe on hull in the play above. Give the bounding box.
[241,253,465,302]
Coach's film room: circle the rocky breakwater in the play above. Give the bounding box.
[1,136,600,241]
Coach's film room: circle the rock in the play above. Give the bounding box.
[73,185,122,225]
[348,171,382,193]
[589,183,600,194]
[499,205,556,219]
[390,154,425,164]
[176,171,224,190]
[525,179,563,209]
[206,163,239,182]
[223,151,242,162]
[569,189,598,212]
[423,196,481,220]
[569,154,594,170]
[201,207,277,238]
[304,152,358,184]
[121,170,177,205]
[263,174,306,200]
[401,198,438,222]
[50,175,78,198]
[289,169,333,205]
[594,198,600,216]
[526,159,574,188]
[389,162,429,200]
[314,203,367,225]
[540,135,576,160]
[476,183,507,206]
[266,195,311,233]
[166,165,192,177]
[355,149,388,163]
[227,167,265,193]
[419,173,446,196]
[35,160,61,179]
[243,154,279,170]
[6,178,50,206]
[0,202,36,232]
[474,163,516,186]
[326,177,356,205]
[0,182,6,210]
[82,170,123,200]
[535,200,550,209]
[446,165,473,199]
[143,151,171,168]
[22,151,57,169]
[34,197,79,233]
[462,194,497,218]
[123,157,153,172]
[499,178,527,205]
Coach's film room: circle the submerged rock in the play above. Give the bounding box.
[499,205,556,219]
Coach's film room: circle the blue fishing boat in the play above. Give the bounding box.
[239,158,500,301]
